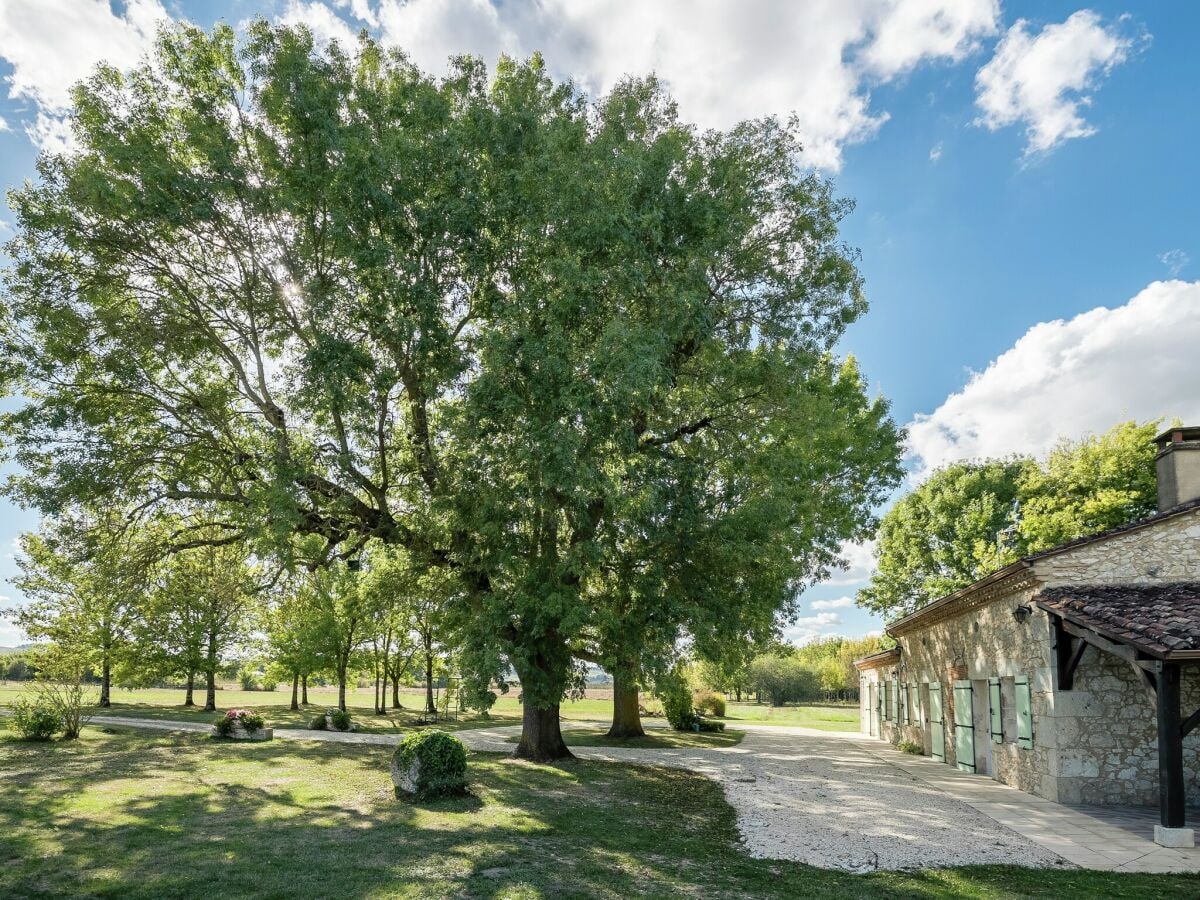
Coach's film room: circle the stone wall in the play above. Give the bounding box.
[891,575,1059,798]
[1033,505,1200,586]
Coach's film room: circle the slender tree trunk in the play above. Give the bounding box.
[184,671,195,707]
[424,634,436,714]
[99,654,112,708]
[204,631,218,712]
[291,672,300,711]
[337,654,348,712]
[607,667,645,739]
[735,685,742,702]
[302,674,309,705]
[391,663,401,708]
[379,631,390,714]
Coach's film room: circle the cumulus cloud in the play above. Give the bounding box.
[0,116,10,132]
[907,279,1200,475]
[974,11,1145,158]
[280,0,361,47]
[826,538,878,585]
[781,611,843,644]
[374,0,999,170]
[1160,249,1189,277]
[810,596,854,610]
[0,0,170,150]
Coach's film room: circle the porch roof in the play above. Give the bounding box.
[1035,582,1200,661]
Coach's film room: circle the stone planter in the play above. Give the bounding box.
[213,722,273,741]
[390,756,422,797]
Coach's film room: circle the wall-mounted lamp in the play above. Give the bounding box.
[1012,604,1032,625]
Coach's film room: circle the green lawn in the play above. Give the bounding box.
[1,723,1190,899]
[723,700,859,731]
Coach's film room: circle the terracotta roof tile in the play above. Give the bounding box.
[1035,583,1200,658]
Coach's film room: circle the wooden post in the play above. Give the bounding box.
[1156,662,1185,829]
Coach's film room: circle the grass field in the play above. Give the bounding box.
[511,726,745,749]
[1,722,1191,899]
[0,682,859,738]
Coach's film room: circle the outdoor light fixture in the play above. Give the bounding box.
[1012,604,1032,624]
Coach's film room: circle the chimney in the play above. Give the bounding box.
[1153,426,1200,512]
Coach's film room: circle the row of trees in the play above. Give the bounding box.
[860,419,1162,619]
[0,23,904,758]
[10,515,464,718]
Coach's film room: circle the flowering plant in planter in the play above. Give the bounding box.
[214,708,266,736]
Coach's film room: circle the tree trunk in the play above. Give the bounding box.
[391,665,401,708]
[204,631,218,712]
[99,654,112,708]
[424,637,436,714]
[735,685,742,702]
[184,671,195,707]
[607,668,645,739]
[291,672,300,711]
[379,633,390,714]
[337,656,348,712]
[514,701,572,762]
[302,674,309,705]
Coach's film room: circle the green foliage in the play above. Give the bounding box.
[308,714,327,730]
[238,667,259,692]
[692,690,726,717]
[859,419,1163,620]
[895,740,923,755]
[747,654,820,706]
[10,696,61,741]
[1018,420,1160,550]
[214,709,265,736]
[392,731,468,800]
[656,670,697,731]
[695,719,726,733]
[327,709,352,731]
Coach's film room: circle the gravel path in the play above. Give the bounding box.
[82,714,1068,872]
[454,723,1070,872]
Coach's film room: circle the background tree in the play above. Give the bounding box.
[857,459,1032,619]
[0,23,901,759]
[1017,419,1160,549]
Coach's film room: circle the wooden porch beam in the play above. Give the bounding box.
[1156,662,1187,829]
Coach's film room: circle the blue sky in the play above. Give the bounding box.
[2,1,1199,646]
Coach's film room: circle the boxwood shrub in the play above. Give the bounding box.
[11,696,61,741]
[392,731,468,801]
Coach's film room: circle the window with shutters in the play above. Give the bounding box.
[1015,675,1033,749]
[988,677,1003,744]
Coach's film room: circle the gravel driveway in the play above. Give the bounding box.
[456,723,1070,872]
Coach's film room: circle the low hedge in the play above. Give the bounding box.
[11,696,61,741]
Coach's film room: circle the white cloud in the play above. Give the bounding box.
[810,596,854,610]
[375,0,1000,170]
[826,538,878,585]
[334,0,379,27]
[781,611,843,644]
[0,116,10,132]
[907,279,1200,475]
[1160,249,1189,277]
[929,140,943,161]
[280,1,360,47]
[974,11,1145,158]
[0,0,169,112]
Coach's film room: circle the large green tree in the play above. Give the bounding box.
[0,23,900,759]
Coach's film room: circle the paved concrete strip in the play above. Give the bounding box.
[855,736,1200,874]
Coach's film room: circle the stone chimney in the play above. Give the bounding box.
[1154,426,1200,512]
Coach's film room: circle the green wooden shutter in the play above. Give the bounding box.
[953,680,975,773]
[928,683,945,762]
[1015,676,1033,749]
[899,679,908,724]
[988,677,1003,744]
[891,674,899,723]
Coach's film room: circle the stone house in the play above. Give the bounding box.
[855,426,1200,848]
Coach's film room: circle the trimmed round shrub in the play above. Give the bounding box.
[11,696,61,741]
[308,713,327,730]
[328,709,352,731]
[391,731,468,800]
[693,690,726,718]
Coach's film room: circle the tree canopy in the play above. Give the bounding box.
[1,22,902,758]
[859,419,1163,620]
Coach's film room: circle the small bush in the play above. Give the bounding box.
[696,719,726,733]
[328,709,352,731]
[308,714,327,730]
[392,731,468,800]
[11,696,61,741]
[656,669,697,731]
[895,740,923,755]
[693,690,726,717]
